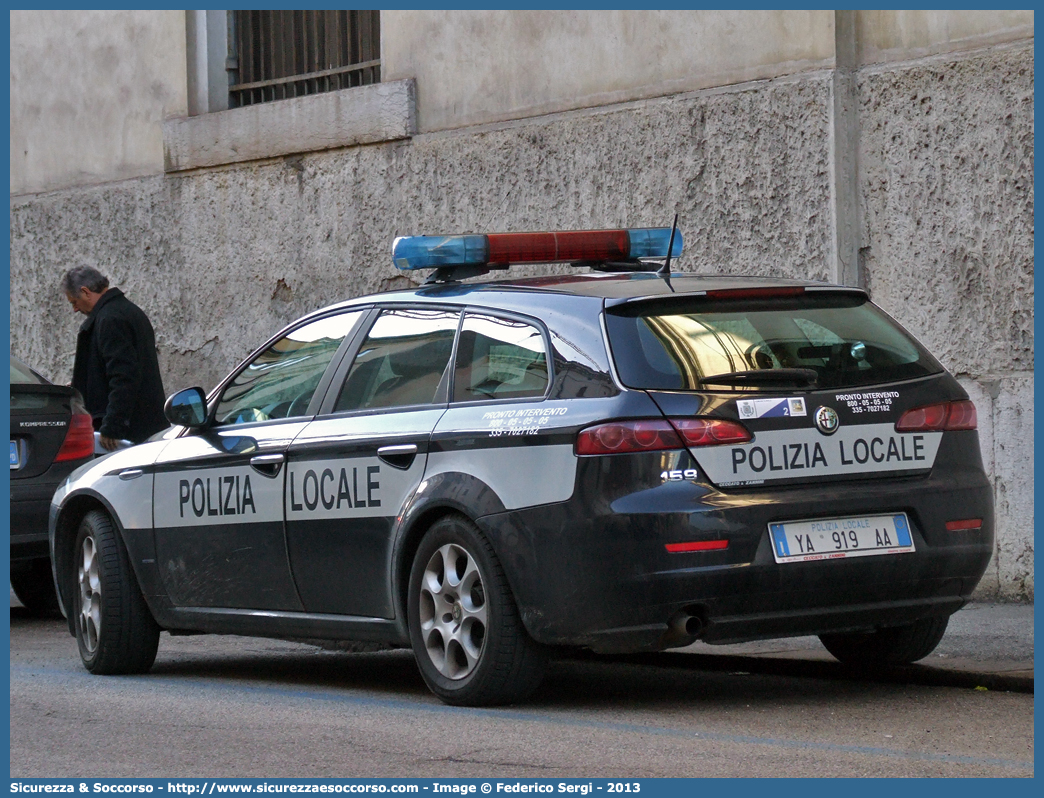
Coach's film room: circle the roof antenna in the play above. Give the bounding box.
[657,213,679,291]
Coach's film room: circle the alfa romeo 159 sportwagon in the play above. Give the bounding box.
[50,228,993,705]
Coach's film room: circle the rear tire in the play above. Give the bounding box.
[11,558,62,618]
[819,616,950,666]
[72,510,160,674]
[408,514,547,706]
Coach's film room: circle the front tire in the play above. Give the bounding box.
[73,510,160,674]
[819,616,950,666]
[408,515,547,706]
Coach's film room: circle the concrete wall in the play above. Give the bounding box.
[8,11,1033,600]
[9,10,187,195]
[10,75,835,394]
[852,14,1034,601]
[859,44,1035,600]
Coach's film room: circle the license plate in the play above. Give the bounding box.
[10,440,21,470]
[769,513,913,564]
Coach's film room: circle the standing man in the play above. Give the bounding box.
[61,266,168,450]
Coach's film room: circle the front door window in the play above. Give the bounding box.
[216,311,365,425]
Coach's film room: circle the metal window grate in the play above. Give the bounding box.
[229,10,380,107]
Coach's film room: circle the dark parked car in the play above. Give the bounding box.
[49,228,994,705]
[10,356,95,615]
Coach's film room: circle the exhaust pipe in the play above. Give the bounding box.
[661,610,704,649]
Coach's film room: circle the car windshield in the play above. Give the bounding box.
[10,357,47,385]
[604,293,943,391]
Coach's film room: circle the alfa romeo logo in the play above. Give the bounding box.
[814,406,839,435]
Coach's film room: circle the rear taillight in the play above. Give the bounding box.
[665,540,729,553]
[576,417,753,455]
[896,400,977,432]
[576,420,682,455]
[945,519,983,532]
[669,418,753,446]
[54,412,95,462]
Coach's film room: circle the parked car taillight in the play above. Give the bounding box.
[895,400,977,432]
[577,417,753,455]
[55,411,95,462]
[669,418,753,446]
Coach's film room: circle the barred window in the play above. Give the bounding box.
[229,10,380,107]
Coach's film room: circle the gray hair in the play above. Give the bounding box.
[61,266,110,295]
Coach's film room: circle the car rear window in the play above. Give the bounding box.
[604,293,943,391]
[10,357,47,385]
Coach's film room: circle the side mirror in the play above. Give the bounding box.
[164,387,209,429]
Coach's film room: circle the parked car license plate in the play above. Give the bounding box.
[10,439,21,470]
[769,513,913,563]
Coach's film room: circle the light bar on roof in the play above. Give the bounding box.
[392,228,683,271]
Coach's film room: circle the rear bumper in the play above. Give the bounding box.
[479,450,994,653]
[11,459,90,564]
[10,481,59,563]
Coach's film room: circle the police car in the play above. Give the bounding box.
[49,227,994,706]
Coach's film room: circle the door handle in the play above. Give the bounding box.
[250,453,285,477]
[378,444,418,470]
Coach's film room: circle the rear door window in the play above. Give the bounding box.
[453,313,549,402]
[605,293,943,391]
[335,308,460,412]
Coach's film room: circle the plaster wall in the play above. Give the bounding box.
[11,10,1032,189]
[382,10,835,132]
[10,9,188,196]
[855,10,1034,65]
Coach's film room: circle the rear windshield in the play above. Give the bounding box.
[10,357,47,385]
[604,294,943,392]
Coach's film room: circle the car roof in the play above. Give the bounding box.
[297,270,859,328]
[346,271,841,303]
[472,271,836,299]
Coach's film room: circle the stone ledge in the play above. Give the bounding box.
[162,78,416,172]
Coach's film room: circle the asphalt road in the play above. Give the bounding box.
[9,609,1034,778]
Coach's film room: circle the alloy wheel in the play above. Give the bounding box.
[78,535,102,653]
[418,543,487,679]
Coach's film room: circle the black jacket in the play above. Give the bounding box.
[72,288,167,443]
